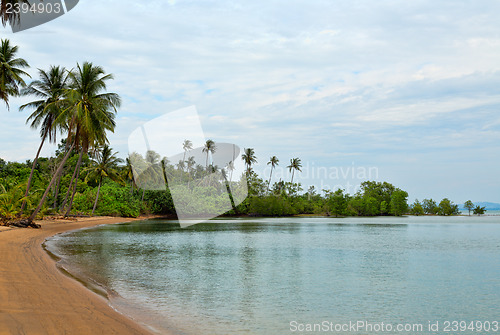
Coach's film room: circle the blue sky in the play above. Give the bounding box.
[1,0,500,203]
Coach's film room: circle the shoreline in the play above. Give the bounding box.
[0,216,169,335]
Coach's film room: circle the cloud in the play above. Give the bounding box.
[1,0,500,202]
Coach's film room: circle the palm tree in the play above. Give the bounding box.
[176,159,185,171]
[176,159,185,183]
[29,62,120,222]
[19,66,70,212]
[0,38,30,109]
[1,1,29,28]
[186,156,195,188]
[287,158,302,184]
[160,157,171,191]
[202,139,216,170]
[124,157,136,195]
[266,155,279,192]
[85,145,123,215]
[182,139,192,165]
[241,148,257,174]
[62,62,120,216]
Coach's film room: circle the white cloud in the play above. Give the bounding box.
[1,0,500,201]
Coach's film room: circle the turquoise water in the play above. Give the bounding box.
[46,216,500,335]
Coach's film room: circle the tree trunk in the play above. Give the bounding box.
[20,130,48,214]
[92,177,102,215]
[64,150,84,217]
[267,167,274,193]
[52,168,63,208]
[291,170,295,184]
[29,143,75,223]
[223,174,237,213]
[60,157,79,211]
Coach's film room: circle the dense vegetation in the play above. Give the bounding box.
[0,38,485,227]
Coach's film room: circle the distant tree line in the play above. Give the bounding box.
[0,38,487,226]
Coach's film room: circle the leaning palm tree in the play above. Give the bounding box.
[84,145,123,215]
[287,157,302,184]
[0,38,30,109]
[29,62,120,223]
[241,148,257,175]
[266,155,279,192]
[202,139,216,170]
[19,65,70,212]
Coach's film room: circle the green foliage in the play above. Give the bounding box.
[246,170,266,196]
[72,181,142,217]
[422,198,438,214]
[0,183,29,220]
[409,199,424,215]
[248,195,296,216]
[0,39,30,109]
[437,198,460,216]
[473,205,486,215]
[390,190,408,216]
[463,200,474,216]
[325,188,348,217]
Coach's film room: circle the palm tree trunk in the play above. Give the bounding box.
[29,143,75,223]
[267,167,274,193]
[92,177,102,215]
[52,169,63,208]
[223,174,237,213]
[20,130,48,214]
[60,158,79,211]
[291,170,295,184]
[64,150,84,216]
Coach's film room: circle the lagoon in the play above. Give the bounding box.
[45,216,500,335]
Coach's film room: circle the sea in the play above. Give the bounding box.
[45,215,500,335]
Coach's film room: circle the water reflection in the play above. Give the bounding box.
[48,216,500,335]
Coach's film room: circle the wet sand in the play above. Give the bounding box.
[0,217,170,335]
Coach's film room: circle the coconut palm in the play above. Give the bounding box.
[123,157,136,195]
[182,139,192,164]
[85,145,123,215]
[62,62,120,216]
[29,62,120,222]
[186,156,195,188]
[19,66,70,212]
[202,139,216,170]
[241,148,257,174]
[160,157,171,190]
[1,0,29,28]
[176,159,185,171]
[266,155,279,192]
[138,150,163,200]
[287,157,302,184]
[0,38,30,109]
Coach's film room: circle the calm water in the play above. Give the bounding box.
[46,216,500,335]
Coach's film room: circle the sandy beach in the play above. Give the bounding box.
[0,217,164,335]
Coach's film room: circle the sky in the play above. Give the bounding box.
[1,0,500,203]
